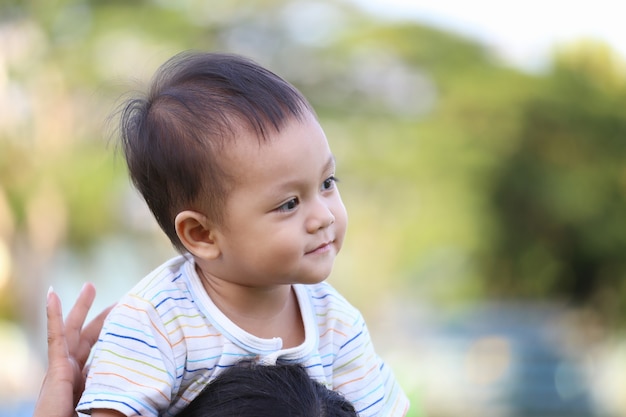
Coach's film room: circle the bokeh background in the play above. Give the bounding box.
[2,1,626,416]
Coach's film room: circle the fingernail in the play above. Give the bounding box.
[47,286,54,302]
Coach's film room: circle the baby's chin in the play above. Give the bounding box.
[295,268,336,286]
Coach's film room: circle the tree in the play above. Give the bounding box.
[484,42,626,323]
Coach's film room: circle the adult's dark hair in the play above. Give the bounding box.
[118,52,313,251]
[177,362,358,417]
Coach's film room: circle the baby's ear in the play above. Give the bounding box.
[175,210,221,260]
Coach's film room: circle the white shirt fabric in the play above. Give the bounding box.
[77,254,409,416]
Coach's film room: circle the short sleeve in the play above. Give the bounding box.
[332,316,410,416]
[77,295,176,417]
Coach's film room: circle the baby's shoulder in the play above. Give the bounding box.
[120,254,195,308]
[301,282,363,325]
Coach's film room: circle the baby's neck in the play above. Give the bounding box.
[198,269,305,348]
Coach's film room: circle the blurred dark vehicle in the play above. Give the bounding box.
[410,302,597,417]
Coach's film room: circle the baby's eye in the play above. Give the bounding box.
[277,198,299,212]
[322,176,338,191]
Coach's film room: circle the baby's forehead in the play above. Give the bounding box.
[219,111,328,175]
[223,110,316,148]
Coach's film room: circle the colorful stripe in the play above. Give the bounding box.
[78,255,409,416]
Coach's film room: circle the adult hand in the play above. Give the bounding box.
[33,283,114,417]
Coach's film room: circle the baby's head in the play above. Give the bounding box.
[118,52,347,285]
[119,52,314,251]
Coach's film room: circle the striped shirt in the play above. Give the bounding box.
[77,255,409,416]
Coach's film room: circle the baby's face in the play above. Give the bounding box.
[210,112,347,287]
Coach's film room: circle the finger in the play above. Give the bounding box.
[46,287,69,363]
[65,282,97,335]
[75,303,115,368]
[82,302,115,346]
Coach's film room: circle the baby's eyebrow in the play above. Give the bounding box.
[323,154,336,173]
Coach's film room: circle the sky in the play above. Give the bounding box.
[348,0,626,72]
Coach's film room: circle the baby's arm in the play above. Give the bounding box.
[333,316,409,416]
[310,282,410,416]
[92,410,126,417]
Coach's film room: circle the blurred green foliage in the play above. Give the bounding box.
[485,43,626,324]
[1,0,626,331]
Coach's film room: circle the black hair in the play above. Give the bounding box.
[177,362,358,417]
[118,52,312,251]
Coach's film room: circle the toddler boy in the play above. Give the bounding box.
[78,52,409,417]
